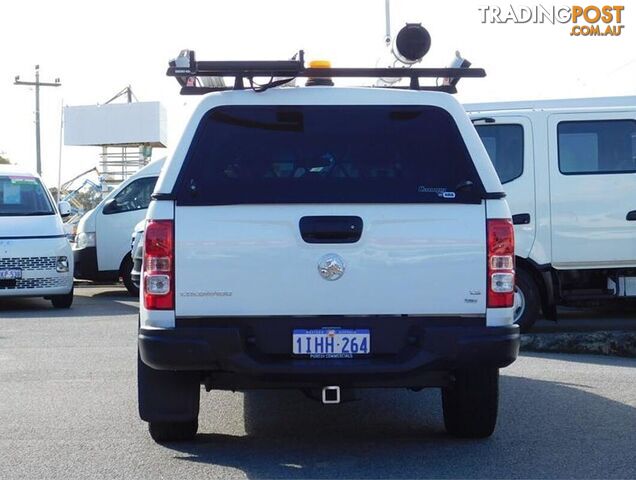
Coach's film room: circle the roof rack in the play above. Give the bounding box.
[167,50,486,95]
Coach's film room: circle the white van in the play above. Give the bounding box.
[73,158,165,294]
[466,96,636,331]
[0,165,74,308]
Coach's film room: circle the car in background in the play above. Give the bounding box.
[129,219,145,294]
[73,158,165,295]
[0,165,74,308]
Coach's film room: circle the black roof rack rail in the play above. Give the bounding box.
[167,50,486,95]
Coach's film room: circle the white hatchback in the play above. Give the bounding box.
[0,165,74,308]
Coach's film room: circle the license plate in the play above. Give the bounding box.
[293,328,370,358]
[0,269,22,280]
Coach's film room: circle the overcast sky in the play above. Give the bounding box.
[0,0,633,186]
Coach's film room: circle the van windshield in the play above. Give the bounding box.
[175,105,485,205]
[0,175,55,216]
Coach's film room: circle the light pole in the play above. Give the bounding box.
[14,65,61,175]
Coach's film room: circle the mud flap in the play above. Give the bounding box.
[137,351,200,422]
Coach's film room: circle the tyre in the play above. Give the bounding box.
[138,352,200,443]
[442,368,499,438]
[514,268,540,333]
[121,255,139,297]
[149,420,198,443]
[51,288,74,309]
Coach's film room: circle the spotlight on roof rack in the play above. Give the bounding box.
[376,23,432,86]
[440,51,472,88]
[393,23,431,65]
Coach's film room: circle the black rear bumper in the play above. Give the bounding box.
[138,316,519,389]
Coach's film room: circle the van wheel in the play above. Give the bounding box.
[149,420,198,443]
[514,268,540,333]
[442,368,499,438]
[51,288,74,309]
[121,255,138,297]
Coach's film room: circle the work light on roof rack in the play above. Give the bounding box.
[440,51,473,88]
[166,48,485,95]
[377,23,432,86]
[393,23,431,65]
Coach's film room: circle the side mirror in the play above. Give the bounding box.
[102,198,118,215]
[58,201,72,218]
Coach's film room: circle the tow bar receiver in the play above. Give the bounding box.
[322,386,341,404]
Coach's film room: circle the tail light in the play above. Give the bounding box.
[487,219,515,308]
[144,220,174,310]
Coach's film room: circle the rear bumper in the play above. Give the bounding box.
[139,316,519,389]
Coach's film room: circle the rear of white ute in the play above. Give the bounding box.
[138,88,519,442]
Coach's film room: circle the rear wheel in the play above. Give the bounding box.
[138,352,200,443]
[121,255,139,297]
[51,288,73,309]
[442,368,499,438]
[149,420,198,443]
[514,268,540,333]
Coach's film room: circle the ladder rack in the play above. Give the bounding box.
[167,50,486,95]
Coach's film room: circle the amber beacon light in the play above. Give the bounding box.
[306,60,335,86]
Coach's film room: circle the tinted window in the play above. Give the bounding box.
[175,105,485,205]
[106,176,157,214]
[0,175,54,216]
[475,124,524,184]
[558,120,636,174]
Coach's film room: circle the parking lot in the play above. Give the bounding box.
[1,285,635,479]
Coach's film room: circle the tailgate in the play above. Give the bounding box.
[174,204,486,317]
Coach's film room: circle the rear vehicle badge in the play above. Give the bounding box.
[318,254,346,281]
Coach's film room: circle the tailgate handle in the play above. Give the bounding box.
[627,210,636,221]
[299,216,363,244]
[512,213,531,225]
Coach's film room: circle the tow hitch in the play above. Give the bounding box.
[322,385,341,404]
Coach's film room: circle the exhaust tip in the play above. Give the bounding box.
[322,386,341,404]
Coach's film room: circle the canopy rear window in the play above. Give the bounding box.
[175,105,485,205]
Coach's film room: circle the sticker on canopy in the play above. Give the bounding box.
[417,185,456,199]
[3,184,20,204]
[9,176,37,185]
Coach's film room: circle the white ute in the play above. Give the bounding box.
[137,50,520,443]
[0,165,74,308]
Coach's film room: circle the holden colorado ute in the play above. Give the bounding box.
[137,51,520,442]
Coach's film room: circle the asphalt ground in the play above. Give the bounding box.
[1,286,635,479]
[533,304,636,333]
